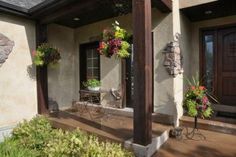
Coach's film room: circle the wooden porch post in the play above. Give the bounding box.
[132,0,153,145]
[36,23,49,114]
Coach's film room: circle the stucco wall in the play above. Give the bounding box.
[0,14,37,128]
[191,15,236,77]
[153,12,175,115]
[75,14,132,105]
[46,6,187,123]
[48,24,76,110]
[75,9,178,114]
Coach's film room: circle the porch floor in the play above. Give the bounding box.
[47,110,236,157]
[154,128,236,157]
[47,110,171,143]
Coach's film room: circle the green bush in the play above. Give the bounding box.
[0,116,134,157]
[12,116,53,151]
[0,138,40,157]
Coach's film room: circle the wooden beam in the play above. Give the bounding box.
[36,23,49,114]
[132,0,153,145]
[153,0,172,13]
[39,0,98,24]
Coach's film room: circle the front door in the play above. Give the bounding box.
[201,26,236,118]
[218,27,236,107]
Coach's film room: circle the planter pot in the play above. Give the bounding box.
[88,86,100,91]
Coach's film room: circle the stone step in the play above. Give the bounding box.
[180,116,236,135]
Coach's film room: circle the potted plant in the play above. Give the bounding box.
[97,21,131,59]
[32,43,61,67]
[83,79,101,91]
[183,83,213,119]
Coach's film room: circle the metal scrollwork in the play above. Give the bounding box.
[163,33,183,77]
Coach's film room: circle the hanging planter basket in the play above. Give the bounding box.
[32,43,61,67]
[97,21,131,59]
[183,85,214,119]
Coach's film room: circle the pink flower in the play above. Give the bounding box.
[202,96,208,105]
[32,50,36,57]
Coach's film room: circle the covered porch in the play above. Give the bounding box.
[34,0,172,156]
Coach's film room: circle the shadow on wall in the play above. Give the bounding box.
[152,12,185,122]
[27,64,36,80]
[155,48,169,84]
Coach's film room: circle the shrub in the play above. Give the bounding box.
[0,116,134,157]
[0,138,40,157]
[12,116,53,151]
[43,130,133,157]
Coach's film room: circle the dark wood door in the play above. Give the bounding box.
[217,27,236,106]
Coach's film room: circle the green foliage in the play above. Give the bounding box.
[0,138,40,157]
[0,116,134,157]
[202,107,213,118]
[183,76,214,119]
[83,79,101,88]
[98,21,131,59]
[12,116,53,151]
[33,43,61,67]
[185,100,198,117]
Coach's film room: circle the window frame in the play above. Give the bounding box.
[79,41,100,90]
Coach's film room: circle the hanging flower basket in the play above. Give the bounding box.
[97,21,131,59]
[32,43,61,67]
[183,84,214,119]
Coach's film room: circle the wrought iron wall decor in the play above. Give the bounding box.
[163,33,183,77]
[0,33,14,67]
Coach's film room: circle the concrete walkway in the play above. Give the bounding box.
[154,128,236,157]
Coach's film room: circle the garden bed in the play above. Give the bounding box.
[0,116,133,157]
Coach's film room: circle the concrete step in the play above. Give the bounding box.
[180,116,236,135]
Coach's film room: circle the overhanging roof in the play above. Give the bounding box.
[181,0,236,22]
[0,0,172,28]
[0,0,46,9]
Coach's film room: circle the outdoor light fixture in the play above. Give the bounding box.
[73,17,80,21]
[205,10,213,15]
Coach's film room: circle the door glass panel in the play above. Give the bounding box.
[204,34,214,93]
[85,49,100,79]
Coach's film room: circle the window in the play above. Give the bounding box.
[80,42,100,89]
[202,31,215,94]
[86,49,100,79]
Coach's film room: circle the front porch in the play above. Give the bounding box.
[47,109,236,157]
[48,109,170,143]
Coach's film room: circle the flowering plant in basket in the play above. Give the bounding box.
[32,43,61,67]
[97,21,131,59]
[183,78,214,119]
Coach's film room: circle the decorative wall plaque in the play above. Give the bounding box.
[0,33,14,66]
[163,33,183,77]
